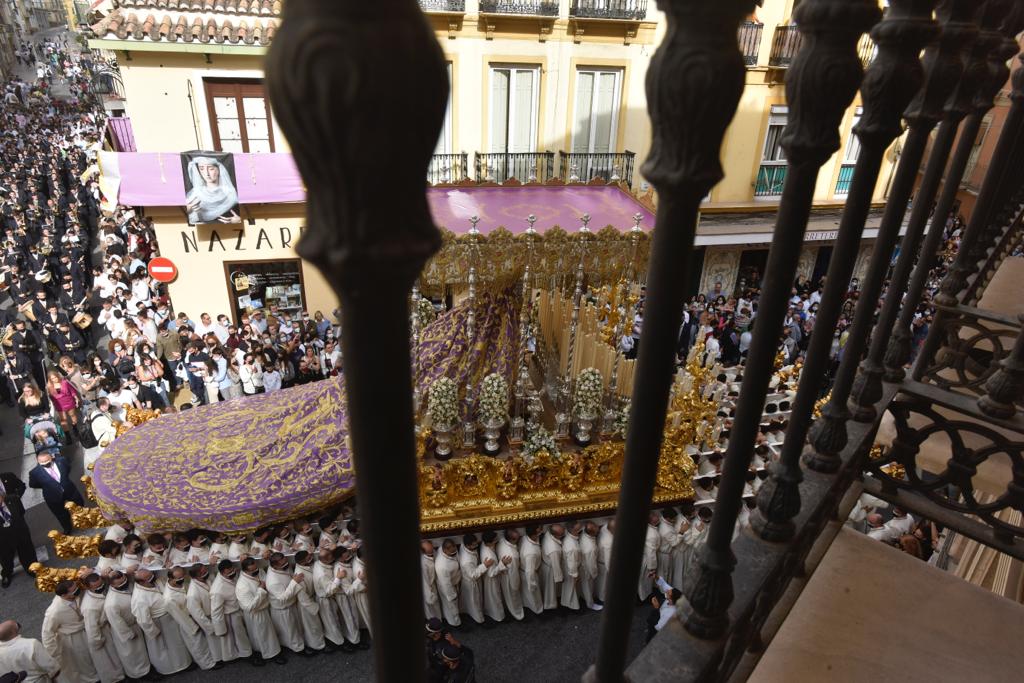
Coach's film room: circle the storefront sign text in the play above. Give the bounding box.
[180,226,306,253]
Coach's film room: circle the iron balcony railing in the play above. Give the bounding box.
[738,20,763,66]
[558,150,636,185]
[427,153,470,185]
[478,0,559,16]
[769,23,803,68]
[418,0,466,11]
[474,151,556,183]
[569,0,648,21]
[755,162,787,197]
[835,163,855,196]
[266,2,1024,682]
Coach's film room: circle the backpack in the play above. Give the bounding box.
[76,413,100,449]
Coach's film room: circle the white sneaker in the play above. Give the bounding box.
[590,603,604,611]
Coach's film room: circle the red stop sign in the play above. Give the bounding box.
[148,257,178,283]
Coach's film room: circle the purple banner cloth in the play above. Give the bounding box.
[106,117,136,152]
[107,152,654,233]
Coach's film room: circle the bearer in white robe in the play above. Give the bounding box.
[227,534,250,562]
[433,539,462,627]
[421,541,442,620]
[317,516,340,550]
[672,508,696,590]
[186,533,212,565]
[293,520,317,554]
[684,508,712,577]
[187,563,227,663]
[247,528,273,560]
[163,567,217,670]
[0,620,60,683]
[130,569,193,675]
[457,535,487,624]
[167,534,191,567]
[102,571,152,680]
[209,533,230,562]
[264,552,309,655]
[312,548,353,650]
[41,580,100,683]
[141,533,169,568]
[236,557,285,663]
[272,526,295,554]
[95,540,122,574]
[560,523,582,610]
[579,522,602,610]
[519,525,544,615]
[540,525,565,610]
[293,550,328,651]
[348,553,372,636]
[104,523,132,543]
[79,573,126,683]
[658,509,682,582]
[638,513,661,600]
[208,560,253,661]
[333,548,365,646]
[479,531,508,621]
[497,529,524,620]
[118,535,143,574]
[597,520,615,602]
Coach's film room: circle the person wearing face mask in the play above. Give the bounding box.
[262,360,282,393]
[163,567,219,671]
[236,557,287,666]
[41,579,100,683]
[209,560,254,664]
[130,568,193,675]
[102,571,153,680]
[79,573,126,683]
[0,619,60,683]
[264,552,311,656]
[292,550,329,653]
[28,450,83,534]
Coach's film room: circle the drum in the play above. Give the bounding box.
[34,270,52,284]
[72,311,93,329]
[18,300,35,321]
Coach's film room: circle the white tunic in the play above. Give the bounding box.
[41,595,100,683]
[596,525,614,602]
[638,524,660,600]
[187,578,229,662]
[0,636,60,683]
[130,583,193,674]
[141,546,167,569]
[496,536,523,620]
[80,590,126,683]
[334,562,363,644]
[434,551,462,626]
[248,540,271,559]
[227,540,249,561]
[658,518,682,581]
[163,583,216,669]
[480,543,506,621]
[312,560,349,645]
[294,533,316,553]
[103,587,151,679]
[519,535,543,615]
[578,532,600,608]
[683,519,709,577]
[457,545,487,624]
[104,524,130,543]
[540,533,564,611]
[294,563,326,650]
[236,572,282,659]
[421,552,442,620]
[208,575,253,660]
[265,566,307,653]
[560,533,581,609]
[347,557,372,635]
[671,518,692,590]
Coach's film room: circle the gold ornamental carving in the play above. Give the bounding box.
[48,530,104,559]
[66,501,112,530]
[28,563,87,593]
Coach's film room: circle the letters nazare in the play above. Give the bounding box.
[180,226,306,253]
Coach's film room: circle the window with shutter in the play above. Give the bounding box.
[572,68,622,155]
[835,106,862,197]
[203,79,276,153]
[489,65,539,154]
[755,104,788,197]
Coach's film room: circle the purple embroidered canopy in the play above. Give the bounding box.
[94,294,520,533]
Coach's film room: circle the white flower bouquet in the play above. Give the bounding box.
[416,297,437,326]
[427,377,459,428]
[573,367,604,418]
[522,421,560,461]
[614,399,631,438]
[478,372,509,424]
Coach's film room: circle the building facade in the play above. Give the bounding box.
[88,0,896,316]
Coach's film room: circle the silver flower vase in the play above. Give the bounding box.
[483,416,505,455]
[574,410,597,446]
[434,422,454,461]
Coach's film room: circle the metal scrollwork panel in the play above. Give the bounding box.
[871,396,1024,540]
[920,313,1022,401]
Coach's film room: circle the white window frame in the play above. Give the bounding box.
[571,67,623,155]
[835,106,862,198]
[489,64,540,154]
[760,105,788,163]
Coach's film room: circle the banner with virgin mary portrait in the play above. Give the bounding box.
[181,150,242,225]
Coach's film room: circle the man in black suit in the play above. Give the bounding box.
[27,451,82,533]
[0,472,38,588]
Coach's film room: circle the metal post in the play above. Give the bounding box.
[585,1,752,680]
[265,2,446,680]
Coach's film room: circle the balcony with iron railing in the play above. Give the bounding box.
[417,0,466,12]
[478,0,559,16]
[569,0,648,21]
[834,163,855,196]
[262,3,1024,682]
[738,20,763,66]
[558,150,636,185]
[427,153,470,184]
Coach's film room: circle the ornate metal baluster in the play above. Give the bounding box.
[847,0,983,422]
[586,1,754,680]
[266,1,446,680]
[885,2,1020,380]
[753,1,937,544]
[915,16,1024,376]
[685,0,879,635]
[978,315,1024,417]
